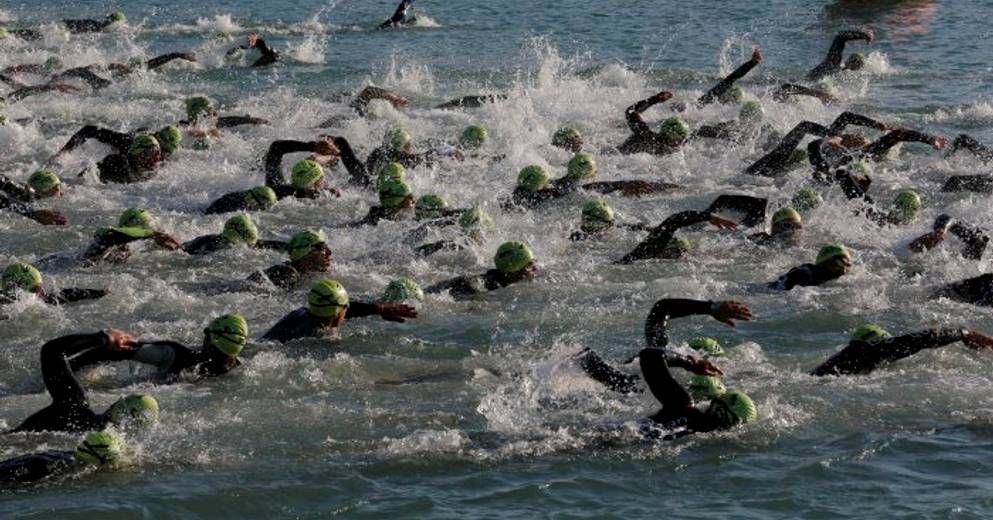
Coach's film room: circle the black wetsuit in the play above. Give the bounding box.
[62,18,115,34]
[181,235,287,256]
[807,30,873,81]
[811,329,969,376]
[59,126,152,184]
[11,333,113,433]
[435,94,507,110]
[638,348,726,438]
[50,54,196,90]
[261,303,386,342]
[365,146,428,184]
[769,262,844,290]
[942,135,993,193]
[617,94,681,156]
[933,274,993,307]
[68,340,239,382]
[204,190,272,215]
[0,288,107,307]
[234,38,279,67]
[617,210,711,264]
[773,83,836,104]
[425,269,521,300]
[0,451,77,486]
[378,0,414,29]
[696,54,760,107]
[503,186,573,211]
[82,227,156,264]
[0,174,36,202]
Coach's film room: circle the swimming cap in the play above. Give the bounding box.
[460,125,488,149]
[379,178,413,210]
[384,127,412,151]
[664,236,691,257]
[707,391,757,427]
[108,12,127,24]
[845,52,867,70]
[186,96,213,120]
[245,185,278,211]
[890,190,922,224]
[383,277,425,303]
[378,162,407,186]
[74,431,125,466]
[291,160,325,190]
[581,199,615,233]
[772,207,802,227]
[689,375,727,401]
[458,206,494,242]
[288,230,327,262]
[719,86,745,104]
[688,336,724,357]
[566,153,597,182]
[222,213,259,246]
[28,169,61,197]
[517,165,549,192]
[415,194,448,220]
[128,135,161,159]
[792,188,822,213]
[852,160,873,177]
[789,148,809,165]
[816,244,850,266]
[204,313,249,356]
[107,394,160,428]
[851,323,891,344]
[308,279,349,318]
[2,262,43,293]
[739,100,764,123]
[156,125,182,154]
[494,241,535,274]
[118,208,153,229]
[552,127,583,149]
[659,117,690,143]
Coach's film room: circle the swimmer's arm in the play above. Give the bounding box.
[216,115,270,128]
[828,111,887,135]
[949,222,989,260]
[379,0,414,29]
[6,82,81,102]
[773,83,836,104]
[251,39,279,66]
[0,72,28,89]
[863,129,943,160]
[697,48,761,107]
[582,180,680,197]
[52,67,112,90]
[44,288,107,305]
[55,125,131,157]
[617,211,712,264]
[705,195,768,227]
[332,137,371,186]
[347,301,417,323]
[41,333,110,408]
[693,122,736,140]
[947,134,993,164]
[0,175,35,202]
[644,298,716,349]
[625,91,672,137]
[145,52,197,70]
[639,348,694,410]
[263,140,319,187]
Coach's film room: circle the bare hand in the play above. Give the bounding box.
[751,47,762,63]
[246,33,259,47]
[104,328,138,352]
[933,136,948,150]
[620,181,656,197]
[314,139,339,156]
[391,96,409,108]
[963,331,993,351]
[379,303,418,323]
[711,300,753,327]
[654,91,674,102]
[180,52,197,62]
[687,355,724,376]
[708,215,739,231]
[153,232,181,250]
[29,209,68,226]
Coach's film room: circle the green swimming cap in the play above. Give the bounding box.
[108,11,127,24]
[383,277,424,303]
[494,240,535,274]
[156,125,182,154]
[816,244,851,266]
[459,206,494,242]
[245,185,278,211]
[44,56,62,72]
[128,135,161,160]
[517,165,549,192]
[119,208,153,229]
[719,86,745,104]
[789,148,809,165]
[552,127,583,149]
[707,391,757,427]
[566,153,597,182]
[415,194,448,220]
[659,117,690,143]
[851,323,891,344]
[74,431,125,466]
[852,160,873,177]
[379,178,413,210]
[689,375,727,401]
[890,190,922,224]
[581,199,615,232]
[28,169,62,197]
[792,188,823,213]
[192,136,212,151]
[186,96,213,120]
[460,125,488,149]
[378,162,406,186]
[739,100,764,123]
[205,313,249,356]
[689,336,724,357]
[288,230,327,262]
[384,127,412,151]
[222,213,259,246]
[291,160,325,190]
[308,279,349,318]
[846,52,867,70]
[107,394,160,428]
[772,207,802,227]
[664,236,691,257]
[2,262,43,293]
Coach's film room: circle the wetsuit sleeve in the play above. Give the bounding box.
[835,169,872,200]
[643,298,714,349]
[204,192,248,214]
[808,139,832,180]
[625,93,670,137]
[639,348,693,410]
[828,112,887,135]
[948,134,993,164]
[932,274,993,306]
[52,67,113,90]
[59,125,131,155]
[697,56,760,106]
[263,140,318,187]
[0,451,76,485]
[863,130,938,160]
[773,83,835,104]
[772,265,815,290]
[949,222,989,260]
[575,348,641,393]
[706,195,767,227]
[0,175,35,202]
[41,333,108,409]
[256,239,288,251]
[745,121,832,176]
[617,210,710,264]
[807,30,872,81]
[415,240,461,256]
[811,329,967,376]
[145,52,196,70]
[352,86,398,115]
[44,288,107,305]
[262,308,317,343]
[378,0,414,28]
[581,181,680,195]
[217,115,270,128]
[181,235,226,255]
[333,137,371,186]
[251,39,279,67]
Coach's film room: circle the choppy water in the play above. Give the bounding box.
[2,0,993,517]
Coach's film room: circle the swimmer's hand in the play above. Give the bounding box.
[152,232,181,251]
[933,136,948,150]
[710,301,753,327]
[377,303,418,323]
[686,355,724,377]
[751,47,762,63]
[708,215,739,231]
[963,331,993,351]
[104,328,138,352]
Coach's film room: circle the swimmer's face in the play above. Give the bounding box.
[823,257,851,277]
